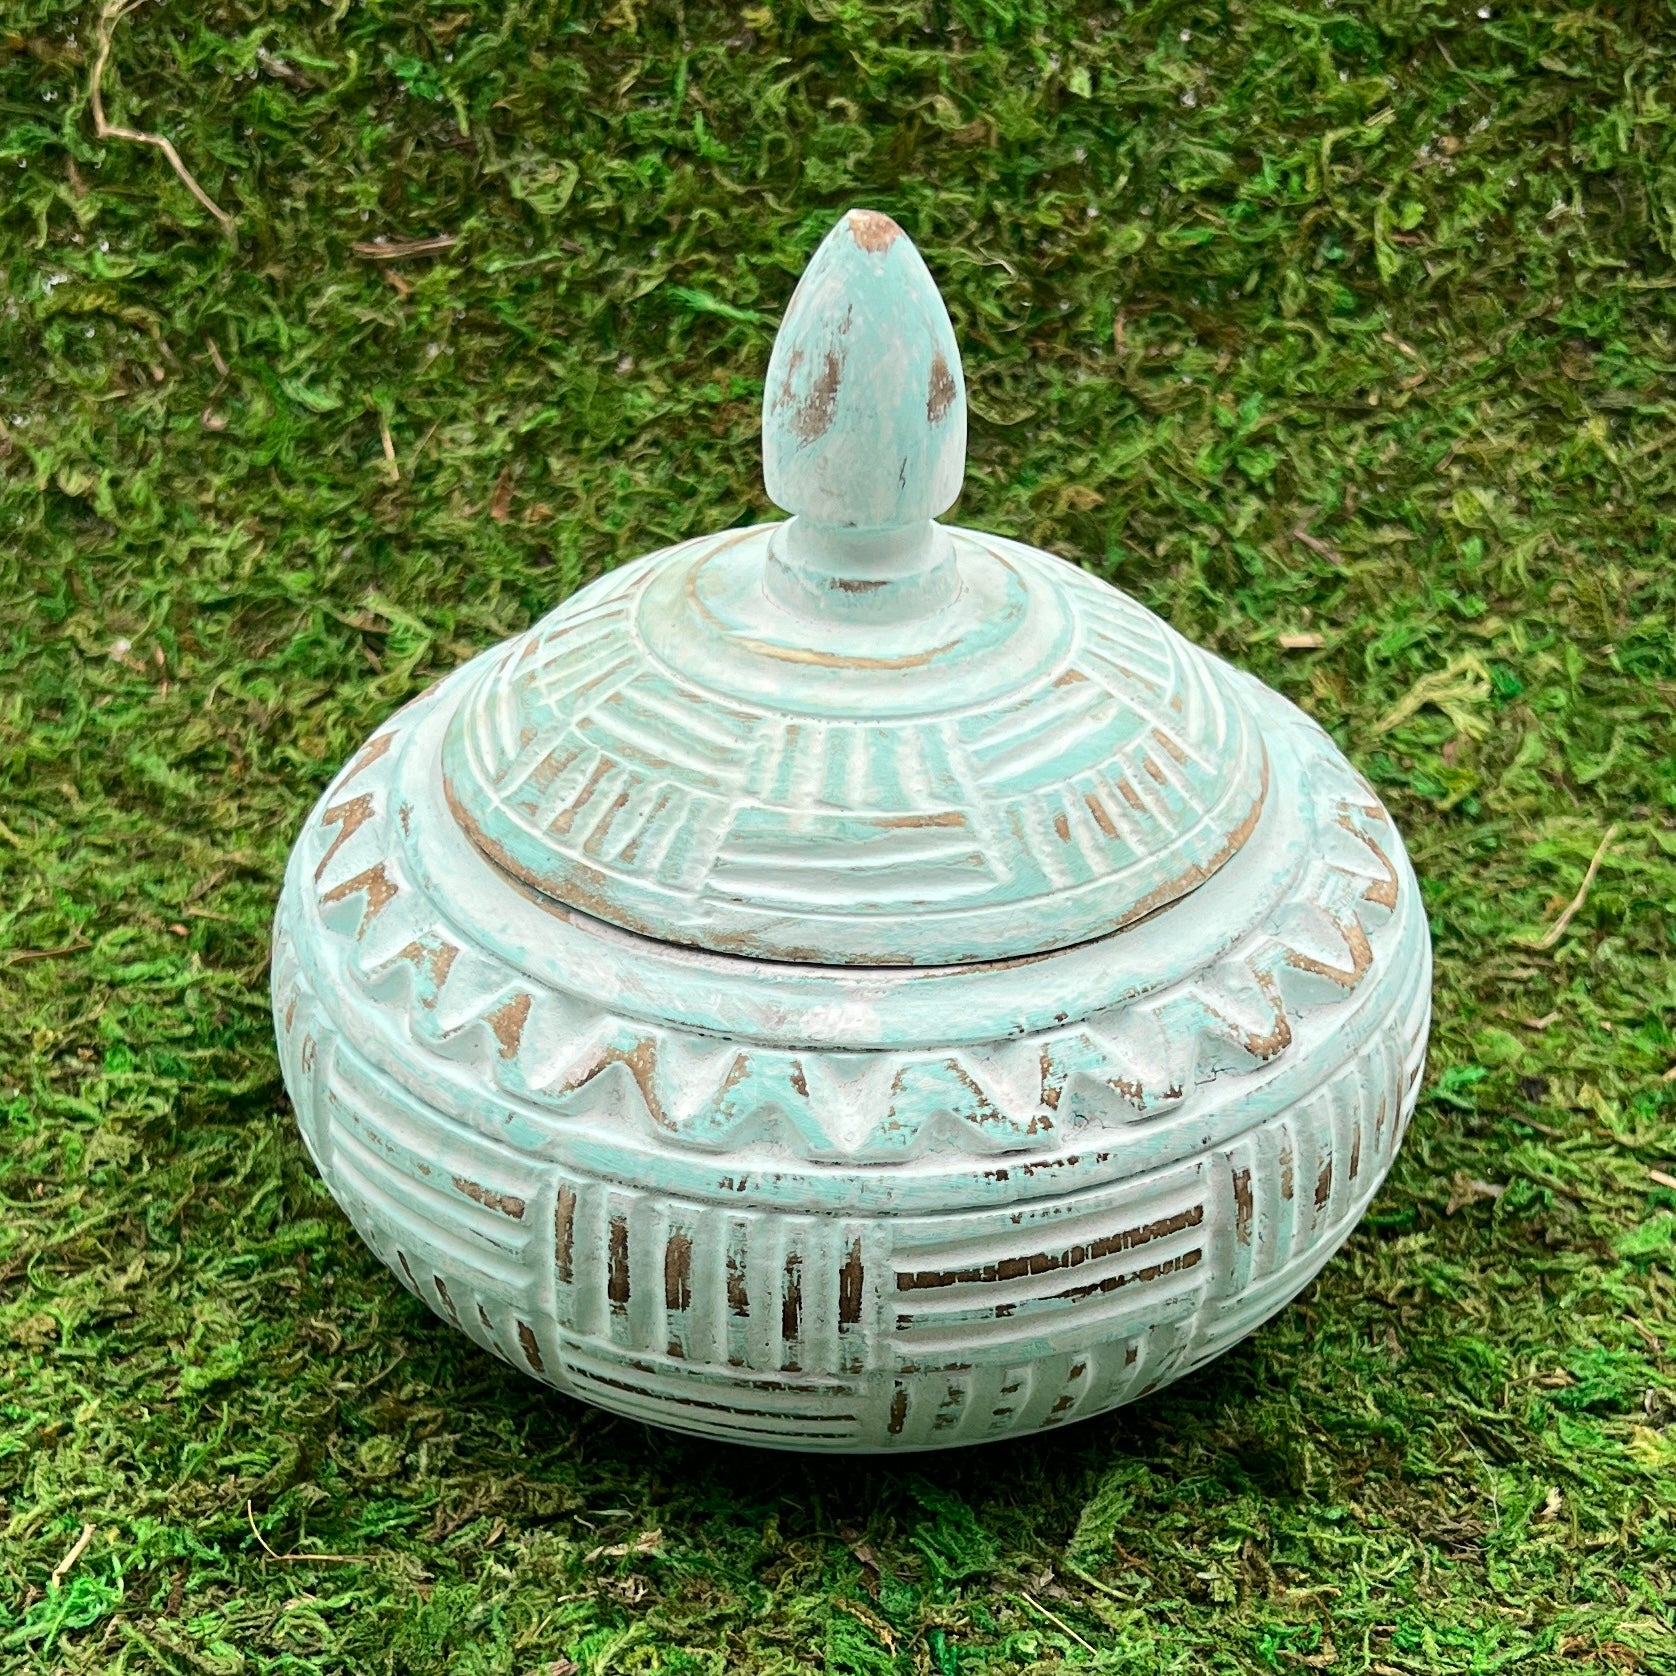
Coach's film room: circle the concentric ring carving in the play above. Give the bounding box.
[439,529,1268,965]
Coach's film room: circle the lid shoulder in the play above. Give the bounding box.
[440,525,1268,965]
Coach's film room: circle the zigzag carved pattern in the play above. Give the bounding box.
[302,690,1407,1162]
[271,931,1427,1450]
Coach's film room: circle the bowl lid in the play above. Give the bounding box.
[441,210,1268,967]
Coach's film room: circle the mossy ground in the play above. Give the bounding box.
[2,1,1674,1671]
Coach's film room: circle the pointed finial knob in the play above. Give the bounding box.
[763,211,967,537]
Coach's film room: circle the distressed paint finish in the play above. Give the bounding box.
[440,210,1266,966]
[440,527,1270,966]
[763,208,965,536]
[271,209,1433,1450]
[273,656,1429,1448]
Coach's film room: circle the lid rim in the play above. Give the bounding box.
[445,732,1271,969]
[304,649,1399,1054]
[438,527,1269,967]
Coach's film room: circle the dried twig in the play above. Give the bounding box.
[50,1523,96,1590]
[89,0,237,244]
[1532,824,1618,950]
[256,48,312,90]
[3,939,92,969]
[1020,1592,1098,1656]
[200,337,231,430]
[245,1501,368,1565]
[1289,522,1343,566]
[1626,1315,1663,1353]
[351,236,460,261]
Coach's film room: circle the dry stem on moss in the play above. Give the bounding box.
[88,0,237,245]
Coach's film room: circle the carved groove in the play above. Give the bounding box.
[270,652,1432,1451]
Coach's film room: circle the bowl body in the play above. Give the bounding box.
[271,553,1430,1452]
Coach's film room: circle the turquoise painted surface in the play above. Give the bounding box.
[270,207,1434,1450]
[437,209,1275,965]
[762,208,965,537]
[438,525,1270,965]
[273,644,1430,1447]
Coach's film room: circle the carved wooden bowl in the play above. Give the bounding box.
[272,211,1430,1451]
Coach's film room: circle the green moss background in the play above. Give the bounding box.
[2,0,1674,1670]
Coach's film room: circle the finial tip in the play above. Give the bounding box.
[844,208,903,253]
[762,209,966,534]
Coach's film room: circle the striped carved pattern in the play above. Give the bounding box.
[273,905,1428,1450]
[272,646,1431,1449]
[437,535,1268,964]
